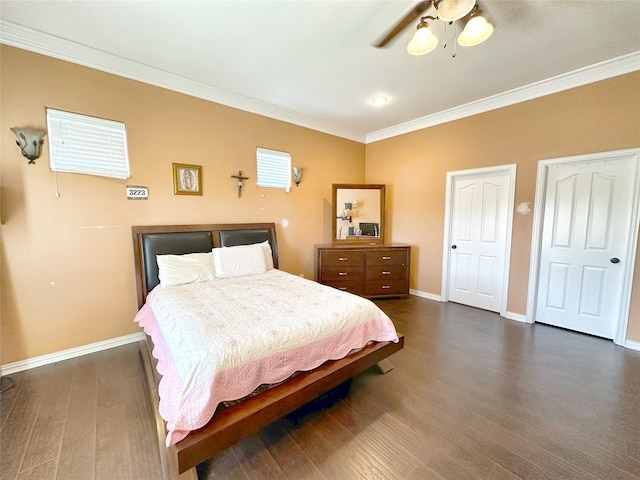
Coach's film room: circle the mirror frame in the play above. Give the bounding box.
[332,183,386,244]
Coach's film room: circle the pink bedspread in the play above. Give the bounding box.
[134,269,399,446]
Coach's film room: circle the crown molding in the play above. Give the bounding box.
[2,21,637,145]
[0,21,365,143]
[366,51,640,143]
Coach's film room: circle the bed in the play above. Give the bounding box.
[132,223,404,479]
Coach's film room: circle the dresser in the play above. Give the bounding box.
[315,244,411,298]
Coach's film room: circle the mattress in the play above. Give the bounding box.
[134,269,399,445]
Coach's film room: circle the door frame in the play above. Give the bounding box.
[441,164,517,316]
[526,148,640,345]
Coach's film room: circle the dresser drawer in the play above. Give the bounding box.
[365,249,407,265]
[365,264,406,280]
[320,251,365,267]
[320,266,365,282]
[322,280,365,295]
[365,279,408,296]
[315,244,410,299]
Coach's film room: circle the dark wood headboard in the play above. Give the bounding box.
[132,223,279,308]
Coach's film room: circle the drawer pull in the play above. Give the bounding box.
[382,256,391,260]
[382,271,391,275]
[381,285,391,289]
[338,287,347,291]
[338,272,348,276]
[339,257,348,261]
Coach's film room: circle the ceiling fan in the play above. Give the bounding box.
[374,0,494,55]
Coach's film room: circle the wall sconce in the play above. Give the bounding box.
[292,166,304,186]
[337,201,357,222]
[11,127,46,164]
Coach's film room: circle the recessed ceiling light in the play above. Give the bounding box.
[371,96,388,106]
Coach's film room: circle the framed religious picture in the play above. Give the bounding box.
[173,163,202,195]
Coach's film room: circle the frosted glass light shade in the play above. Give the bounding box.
[437,0,476,22]
[457,15,494,46]
[407,25,438,55]
[11,127,46,163]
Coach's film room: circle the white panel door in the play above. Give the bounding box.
[536,156,637,338]
[448,171,511,312]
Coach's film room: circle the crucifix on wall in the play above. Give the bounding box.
[231,170,249,197]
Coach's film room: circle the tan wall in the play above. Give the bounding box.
[365,72,640,341]
[0,46,365,364]
[2,46,639,366]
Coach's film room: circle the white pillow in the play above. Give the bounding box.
[156,252,215,287]
[229,240,274,270]
[212,245,267,279]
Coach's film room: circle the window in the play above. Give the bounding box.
[46,108,130,180]
[256,147,291,192]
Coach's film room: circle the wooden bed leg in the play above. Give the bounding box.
[178,468,198,480]
[377,359,394,374]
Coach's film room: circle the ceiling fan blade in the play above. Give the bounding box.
[373,1,432,48]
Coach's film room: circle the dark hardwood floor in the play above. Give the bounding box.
[1,296,639,479]
[0,340,163,480]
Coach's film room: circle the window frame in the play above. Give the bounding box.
[46,108,130,180]
[256,147,291,192]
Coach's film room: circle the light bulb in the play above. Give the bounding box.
[407,25,438,55]
[457,15,494,46]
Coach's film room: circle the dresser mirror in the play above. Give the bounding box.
[332,183,385,244]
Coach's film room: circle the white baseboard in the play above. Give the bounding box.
[0,332,146,376]
[4,320,636,376]
[409,290,528,325]
[624,340,640,352]
[409,291,529,326]
[409,289,443,302]
[503,311,527,323]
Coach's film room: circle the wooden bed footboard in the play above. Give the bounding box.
[138,334,404,479]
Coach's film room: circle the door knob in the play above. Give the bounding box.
[610,257,620,264]
[451,245,457,249]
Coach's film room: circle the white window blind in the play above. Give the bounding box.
[256,147,291,192]
[46,108,130,180]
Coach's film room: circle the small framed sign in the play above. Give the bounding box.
[173,163,202,195]
[126,185,149,200]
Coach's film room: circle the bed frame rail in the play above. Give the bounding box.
[176,335,403,473]
[139,335,404,478]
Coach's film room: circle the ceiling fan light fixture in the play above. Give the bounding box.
[437,0,476,22]
[407,21,438,55]
[457,14,493,46]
